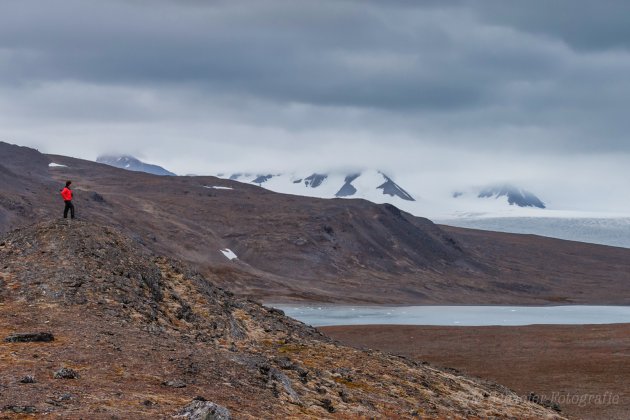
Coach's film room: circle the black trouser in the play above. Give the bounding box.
[63,200,75,219]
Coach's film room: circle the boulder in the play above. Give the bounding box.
[177,399,231,420]
[54,367,80,379]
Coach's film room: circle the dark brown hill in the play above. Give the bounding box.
[1,141,630,304]
[0,220,563,418]
[0,143,59,229]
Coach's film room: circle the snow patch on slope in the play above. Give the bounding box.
[220,249,238,260]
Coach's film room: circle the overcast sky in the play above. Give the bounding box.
[1,0,629,211]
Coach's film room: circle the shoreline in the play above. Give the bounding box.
[265,304,630,327]
[266,302,630,307]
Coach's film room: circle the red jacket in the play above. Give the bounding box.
[61,187,73,201]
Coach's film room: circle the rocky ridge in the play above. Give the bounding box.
[0,220,563,419]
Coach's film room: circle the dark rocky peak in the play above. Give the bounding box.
[377,174,415,201]
[304,173,328,188]
[335,173,361,197]
[229,173,256,181]
[252,174,274,185]
[96,154,175,176]
[478,184,546,208]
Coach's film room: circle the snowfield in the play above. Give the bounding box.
[219,170,561,220]
[220,248,238,260]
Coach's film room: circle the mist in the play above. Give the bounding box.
[1,0,629,213]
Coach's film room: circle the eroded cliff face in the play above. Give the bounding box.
[0,220,563,419]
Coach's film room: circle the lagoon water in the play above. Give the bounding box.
[270,305,630,327]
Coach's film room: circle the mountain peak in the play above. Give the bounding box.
[96,154,175,176]
[477,184,546,209]
[377,173,415,201]
[304,173,328,188]
[223,170,417,203]
[335,173,361,197]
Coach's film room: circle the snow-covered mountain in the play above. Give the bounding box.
[214,167,630,248]
[454,184,546,209]
[96,155,175,176]
[219,170,555,220]
[225,170,416,203]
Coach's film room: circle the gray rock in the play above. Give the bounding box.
[321,398,335,413]
[90,192,106,203]
[177,400,231,420]
[528,392,562,413]
[292,237,308,246]
[3,405,37,414]
[5,332,54,343]
[54,367,79,379]
[270,368,301,403]
[162,380,187,388]
[20,375,36,384]
[59,393,73,401]
[267,307,285,317]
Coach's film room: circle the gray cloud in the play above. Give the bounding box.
[1,0,630,211]
[472,0,630,51]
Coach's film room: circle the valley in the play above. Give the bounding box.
[1,141,628,419]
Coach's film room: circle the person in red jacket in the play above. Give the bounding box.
[60,180,75,219]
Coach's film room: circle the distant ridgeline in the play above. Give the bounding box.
[226,170,416,202]
[224,172,548,213]
[96,155,175,176]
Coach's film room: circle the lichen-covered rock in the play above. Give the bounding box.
[162,380,186,388]
[177,400,231,420]
[53,367,80,380]
[3,405,37,414]
[19,375,36,384]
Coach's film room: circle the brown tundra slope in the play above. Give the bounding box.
[0,220,564,419]
[1,141,630,304]
[322,324,630,420]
